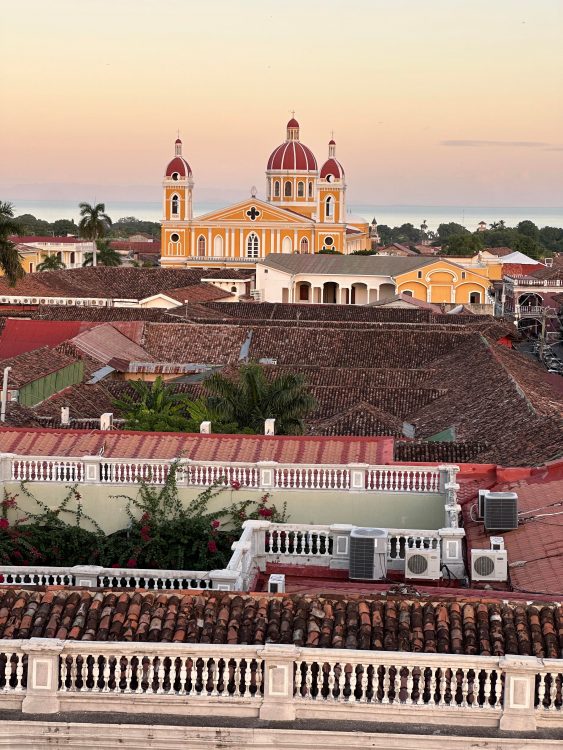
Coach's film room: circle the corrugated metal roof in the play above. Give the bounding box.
[258,254,433,276]
[0,319,98,358]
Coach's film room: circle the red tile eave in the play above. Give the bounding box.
[0,427,394,464]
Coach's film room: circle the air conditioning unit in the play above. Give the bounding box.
[490,536,505,551]
[483,492,518,532]
[477,489,488,520]
[545,257,553,267]
[471,549,508,582]
[349,527,388,581]
[405,548,441,580]
[268,574,285,593]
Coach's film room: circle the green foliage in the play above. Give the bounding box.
[436,222,470,242]
[351,249,378,255]
[516,220,539,241]
[109,216,161,240]
[204,362,317,436]
[14,213,52,236]
[83,240,122,267]
[538,226,563,254]
[112,376,193,432]
[36,254,66,271]
[316,248,342,254]
[0,468,288,571]
[52,219,78,236]
[0,201,25,286]
[441,232,484,256]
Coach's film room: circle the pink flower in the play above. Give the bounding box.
[126,558,137,568]
[0,519,9,530]
[141,512,151,522]
[0,575,4,583]
[211,519,220,529]
[258,507,273,518]
[2,497,16,509]
[231,480,241,490]
[13,550,22,560]
[207,540,218,554]
[140,525,151,542]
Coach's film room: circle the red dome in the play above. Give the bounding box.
[287,117,299,129]
[320,157,344,180]
[175,137,182,144]
[328,138,336,145]
[267,141,317,171]
[165,156,192,178]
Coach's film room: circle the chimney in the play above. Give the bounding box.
[100,412,114,431]
[264,418,275,436]
[61,406,70,426]
[200,421,211,434]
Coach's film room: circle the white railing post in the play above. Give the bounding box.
[0,453,15,483]
[243,519,269,559]
[71,565,103,587]
[329,524,353,570]
[82,455,102,484]
[438,527,466,578]
[22,638,65,714]
[257,461,277,489]
[259,644,299,721]
[348,463,367,491]
[209,569,240,591]
[500,655,540,731]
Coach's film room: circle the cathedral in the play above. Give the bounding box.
[160,117,370,268]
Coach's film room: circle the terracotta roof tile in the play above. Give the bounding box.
[0,589,560,656]
[0,346,78,388]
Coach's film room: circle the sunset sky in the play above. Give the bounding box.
[1,0,562,207]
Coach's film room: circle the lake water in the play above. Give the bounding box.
[10,199,563,232]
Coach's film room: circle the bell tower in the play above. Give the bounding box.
[161,136,194,261]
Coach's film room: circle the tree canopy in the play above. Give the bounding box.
[83,240,122,267]
[36,254,66,271]
[0,201,25,286]
[78,202,112,267]
[440,233,484,256]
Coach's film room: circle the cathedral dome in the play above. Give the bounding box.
[165,156,192,178]
[267,118,317,172]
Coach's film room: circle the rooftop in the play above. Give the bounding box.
[259,254,432,277]
[0,588,559,656]
[0,427,394,464]
[0,346,78,389]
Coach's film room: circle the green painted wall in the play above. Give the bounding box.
[18,361,84,407]
[2,482,445,535]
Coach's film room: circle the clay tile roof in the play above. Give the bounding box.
[0,590,560,656]
[160,283,233,304]
[0,346,78,388]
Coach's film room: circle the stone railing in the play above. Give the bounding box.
[0,565,235,591]
[517,305,544,316]
[245,520,465,580]
[3,454,446,495]
[3,638,560,730]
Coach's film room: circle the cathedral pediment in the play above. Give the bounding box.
[195,198,314,225]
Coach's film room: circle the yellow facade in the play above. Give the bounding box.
[395,260,492,305]
[160,119,370,268]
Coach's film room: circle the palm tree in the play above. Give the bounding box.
[83,240,122,267]
[112,377,192,432]
[0,201,25,286]
[78,202,112,267]
[36,254,66,271]
[204,362,317,435]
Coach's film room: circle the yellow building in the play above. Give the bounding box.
[395,260,493,304]
[160,118,371,268]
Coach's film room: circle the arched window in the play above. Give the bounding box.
[273,180,280,198]
[284,180,292,197]
[171,194,179,216]
[247,232,259,258]
[297,181,304,198]
[282,237,292,254]
[308,181,313,198]
[300,237,309,254]
[197,235,206,255]
[469,291,481,304]
[402,290,413,297]
[213,235,223,257]
[325,196,334,219]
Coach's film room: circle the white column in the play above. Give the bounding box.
[190,232,195,257]
[261,229,266,258]
[293,229,298,250]
[270,229,275,254]
[276,230,280,253]
[207,228,212,256]
[239,230,243,258]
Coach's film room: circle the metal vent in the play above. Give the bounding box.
[473,555,494,577]
[406,553,428,576]
[349,535,376,580]
[484,493,518,531]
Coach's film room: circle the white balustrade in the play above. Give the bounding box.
[367,466,440,493]
[386,529,441,561]
[265,524,333,558]
[294,651,504,710]
[5,454,448,495]
[59,643,263,700]
[11,458,84,483]
[0,567,75,587]
[536,671,563,712]
[0,644,26,693]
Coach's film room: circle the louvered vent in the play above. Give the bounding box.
[406,553,428,576]
[484,493,518,531]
